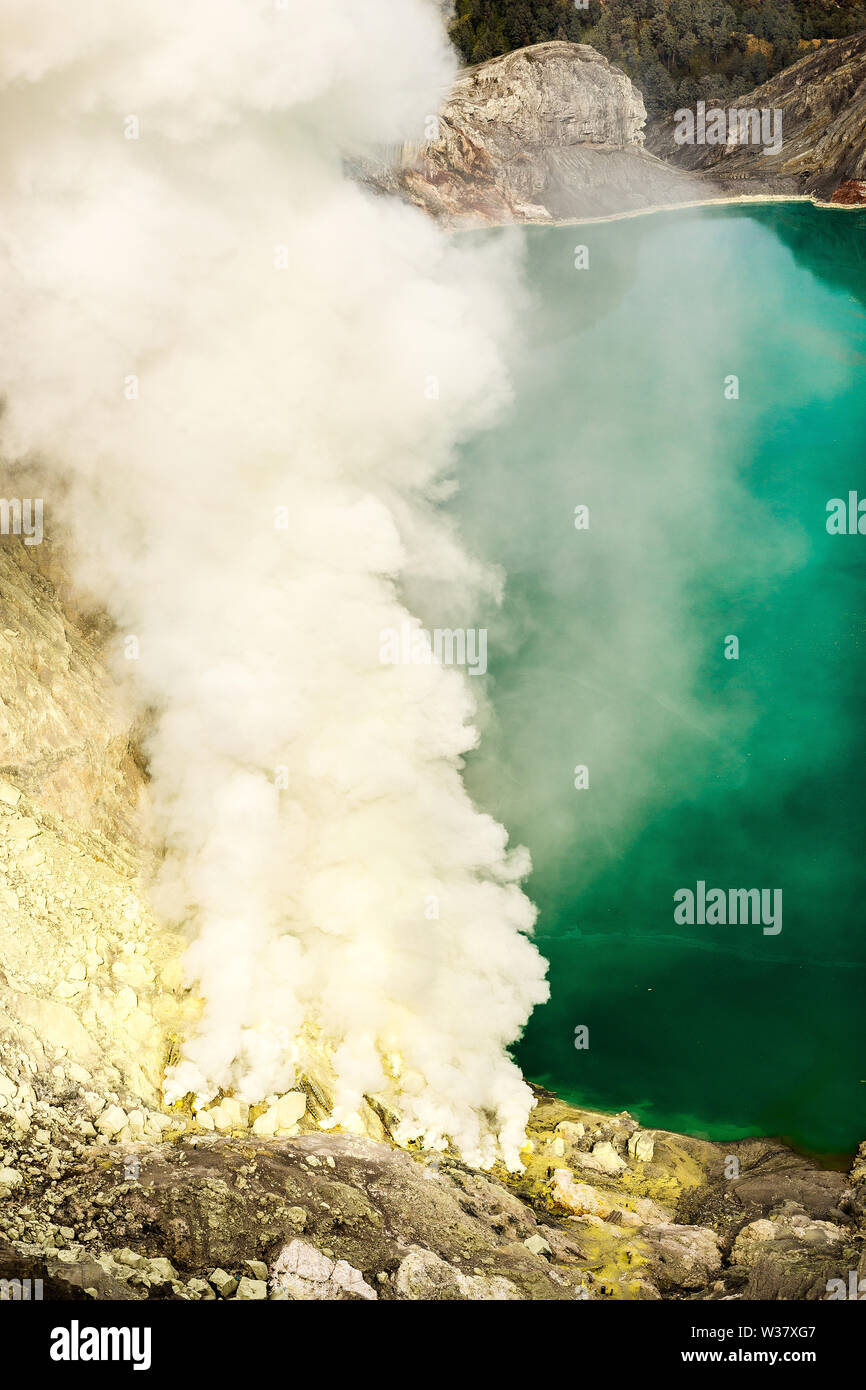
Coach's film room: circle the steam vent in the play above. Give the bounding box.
[1,0,864,1363]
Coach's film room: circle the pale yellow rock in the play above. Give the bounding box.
[152,994,179,1022]
[575,1140,627,1177]
[112,958,154,989]
[123,1010,155,1044]
[277,1093,306,1129]
[235,1277,268,1300]
[628,1130,656,1163]
[252,1107,278,1137]
[524,1234,552,1257]
[0,547,187,1121]
[17,846,45,869]
[148,1112,174,1132]
[556,1120,585,1141]
[618,1210,645,1228]
[218,1097,247,1128]
[209,1097,248,1132]
[96,1104,127,1137]
[7,817,39,841]
[551,1169,616,1218]
[0,780,22,807]
[161,959,185,991]
[114,987,138,1018]
[208,1269,238,1297]
[54,980,86,1001]
[13,994,99,1066]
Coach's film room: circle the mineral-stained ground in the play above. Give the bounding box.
[1,533,863,1301]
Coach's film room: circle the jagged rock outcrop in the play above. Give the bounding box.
[649,31,866,205]
[361,42,697,223]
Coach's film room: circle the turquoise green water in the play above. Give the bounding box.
[452,204,866,1159]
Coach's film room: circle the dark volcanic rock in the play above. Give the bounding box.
[1,1091,863,1301]
[23,1131,586,1301]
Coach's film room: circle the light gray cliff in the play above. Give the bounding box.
[363,41,696,223]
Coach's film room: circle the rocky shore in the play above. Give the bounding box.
[2,1063,864,1301]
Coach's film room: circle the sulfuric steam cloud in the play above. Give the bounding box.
[0,0,548,1169]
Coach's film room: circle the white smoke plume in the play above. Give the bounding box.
[0,0,548,1168]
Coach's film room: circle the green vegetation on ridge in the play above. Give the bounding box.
[449,0,866,112]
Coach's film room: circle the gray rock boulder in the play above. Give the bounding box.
[640,1223,723,1293]
[271,1239,377,1302]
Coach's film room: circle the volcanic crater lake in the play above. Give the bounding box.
[452,203,866,1160]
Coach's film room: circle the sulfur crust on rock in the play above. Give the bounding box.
[0,536,864,1300]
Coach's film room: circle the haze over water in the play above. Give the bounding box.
[450,204,866,1158]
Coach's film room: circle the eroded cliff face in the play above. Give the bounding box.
[648,32,866,204]
[362,41,697,223]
